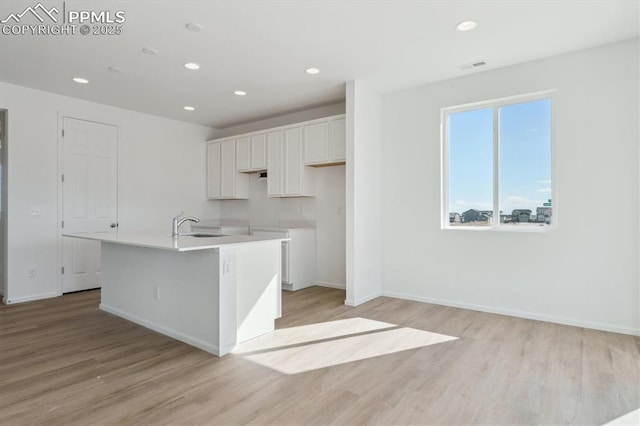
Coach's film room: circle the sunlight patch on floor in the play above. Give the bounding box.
[604,408,640,425]
[233,317,396,354]
[241,326,458,374]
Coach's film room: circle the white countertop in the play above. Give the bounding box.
[63,231,289,252]
[252,226,314,232]
[192,219,250,228]
[251,221,316,231]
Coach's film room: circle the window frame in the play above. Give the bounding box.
[441,90,556,232]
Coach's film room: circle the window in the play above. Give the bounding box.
[442,92,553,230]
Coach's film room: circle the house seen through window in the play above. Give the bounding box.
[443,93,553,229]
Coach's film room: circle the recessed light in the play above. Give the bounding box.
[305,67,320,74]
[234,90,247,96]
[72,77,89,84]
[456,20,477,31]
[108,66,124,73]
[184,106,195,111]
[185,22,204,32]
[142,47,159,55]
[184,62,200,70]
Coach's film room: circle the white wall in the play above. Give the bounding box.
[0,82,218,303]
[346,80,383,306]
[381,39,640,335]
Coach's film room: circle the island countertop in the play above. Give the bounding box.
[63,231,289,252]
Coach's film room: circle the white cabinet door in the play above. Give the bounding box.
[220,139,236,198]
[267,131,283,196]
[236,137,250,171]
[329,118,346,161]
[207,142,221,199]
[284,127,303,195]
[303,122,329,164]
[302,115,346,165]
[236,134,266,172]
[250,134,267,170]
[268,127,314,197]
[207,140,249,199]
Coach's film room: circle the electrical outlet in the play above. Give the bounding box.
[29,208,41,216]
[223,260,232,276]
[28,268,37,278]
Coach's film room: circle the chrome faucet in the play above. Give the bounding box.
[172,212,200,237]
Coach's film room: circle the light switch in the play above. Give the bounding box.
[29,208,41,216]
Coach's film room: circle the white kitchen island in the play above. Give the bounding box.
[63,231,287,356]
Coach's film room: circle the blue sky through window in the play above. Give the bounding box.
[499,100,552,215]
[449,107,493,213]
[448,99,551,220]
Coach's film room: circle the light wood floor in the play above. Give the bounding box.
[1,286,638,425]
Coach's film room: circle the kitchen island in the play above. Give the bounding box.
[63,231,287,356]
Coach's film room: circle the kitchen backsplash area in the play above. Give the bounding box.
[215,165,346,288]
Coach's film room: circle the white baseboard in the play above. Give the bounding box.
[315,281,345,290]
[100,303,222,355]
[345,291,382,307]
[282,283,294,291]
[3,291,61,304]
[382,290,640,337]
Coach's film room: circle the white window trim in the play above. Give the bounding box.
[441,90,557,232]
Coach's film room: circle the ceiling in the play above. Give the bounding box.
[0,1,638,129]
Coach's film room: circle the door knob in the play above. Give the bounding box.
[110,223,118,228]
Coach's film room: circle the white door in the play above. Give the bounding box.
[62,117,118,293]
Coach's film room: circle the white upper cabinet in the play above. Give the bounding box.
[267,127,314,197]
[206,142,221,199]
[284,127,303,195]
[267,131,283,196]
[329,118,346,161]
[206,139,249,200]
[236,134,267,172]
[303,121,329,164]
[303,115,346,166]
[250,134,267,170]
[210,114,344,198]
[220,140,237,198]
[236,137,251,171]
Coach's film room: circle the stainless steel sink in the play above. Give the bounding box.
[178,233,227,238]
